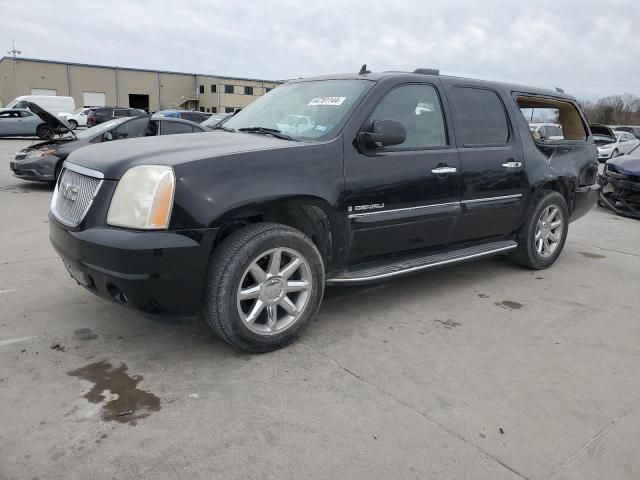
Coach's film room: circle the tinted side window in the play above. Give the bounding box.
[161,121,194,135]
[451,87,509,146]
[19,111,34,117]
[368,84,447,149]
[113,118,149,139]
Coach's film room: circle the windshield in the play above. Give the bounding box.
[223,79,371,140]
[75,118,128,139]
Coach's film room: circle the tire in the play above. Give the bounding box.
[511,190,569,270]
[68,119,78,130]
[611,149,618,159]
[36,124,54,139]
[203,222,325,352]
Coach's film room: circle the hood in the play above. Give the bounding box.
[26,102,76,138]
[65,131,303,180]
[590,123,615,139]
[607,154,640,177]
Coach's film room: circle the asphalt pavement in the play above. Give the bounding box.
[1,137,639,480]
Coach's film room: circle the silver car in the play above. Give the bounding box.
[0,108,56,139]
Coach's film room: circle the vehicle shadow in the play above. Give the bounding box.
[86,254,522,362]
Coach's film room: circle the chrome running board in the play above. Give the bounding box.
[326,240,517,285]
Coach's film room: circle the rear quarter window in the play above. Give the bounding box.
[516,96,587,143]
[450,87,510,146]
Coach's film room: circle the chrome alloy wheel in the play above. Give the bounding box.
[236,247,313,335]
[535,205,564,257]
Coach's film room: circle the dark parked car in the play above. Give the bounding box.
[152,110,209,123]
[11,103,211,182]
[49,68,599,352]
[86,107,147,127]
[614,126,640,140]
[599,144,640,218]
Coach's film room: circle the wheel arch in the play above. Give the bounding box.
[212,196,344,270]
[531,177,576,213]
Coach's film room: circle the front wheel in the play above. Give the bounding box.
[68,119,78,130]
[36,124,54,139]
[203,223,325,352]
[511,190,569,270]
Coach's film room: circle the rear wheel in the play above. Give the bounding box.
[36,124,54,139]
[511,191,569,269]
[203,223,325,352]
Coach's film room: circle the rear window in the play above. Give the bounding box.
[450,87,510,146]
[516,96,587,143]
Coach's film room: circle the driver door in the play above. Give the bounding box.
[344,82,461,262]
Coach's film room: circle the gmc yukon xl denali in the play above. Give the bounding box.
[49,68,600,352]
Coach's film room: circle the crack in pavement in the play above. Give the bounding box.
[299,341,531,480]
[542,401,640,480]
[0,256,59,267]
[567,241,640,259]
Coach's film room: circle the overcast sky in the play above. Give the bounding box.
[1,0,638,100]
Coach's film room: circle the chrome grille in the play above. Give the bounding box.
[51,165,103,226]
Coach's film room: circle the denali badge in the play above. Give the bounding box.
[60,183,80,202]
[348,203,385,212]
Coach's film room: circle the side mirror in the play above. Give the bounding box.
[359,119,406,148]
[103,131,113,141]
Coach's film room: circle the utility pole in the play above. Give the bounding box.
[7,40,21,58]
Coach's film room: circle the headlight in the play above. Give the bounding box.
[26,148,56,159]
[107,165,175,229]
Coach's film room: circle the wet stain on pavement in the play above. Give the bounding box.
[478,293,490,298]
[67,360,160,424]
[495,300,524,310]
[74,328,98,341]
[433,319,462,329]
[578,251,606,259]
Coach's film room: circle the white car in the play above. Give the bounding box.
[597,131,640,161]
[58,108,91,130]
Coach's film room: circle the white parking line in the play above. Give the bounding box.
[0,336,37,347]
[0,289,17,295]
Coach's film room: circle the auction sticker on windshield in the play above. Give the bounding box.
[308,97,346,106]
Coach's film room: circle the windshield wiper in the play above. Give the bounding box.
[238,127,296,141]
[212,125,235,132]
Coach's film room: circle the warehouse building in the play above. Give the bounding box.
[0,56,281,113]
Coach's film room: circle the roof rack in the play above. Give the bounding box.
[554,87,565,93]
[414,68,440,76]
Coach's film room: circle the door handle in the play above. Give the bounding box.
[431,166,457,174]
[501,161,522,168]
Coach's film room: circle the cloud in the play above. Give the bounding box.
[1,0,638,99]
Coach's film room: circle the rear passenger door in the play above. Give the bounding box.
[443,82,526,242]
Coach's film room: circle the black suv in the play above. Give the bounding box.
[86,107,147,127]
[49,68,600,352]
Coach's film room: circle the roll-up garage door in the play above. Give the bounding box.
[83,92,106,107]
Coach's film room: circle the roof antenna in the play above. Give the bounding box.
[359,64,371,75]
[7,40,21,58]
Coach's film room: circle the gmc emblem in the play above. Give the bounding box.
[60,183,80,202]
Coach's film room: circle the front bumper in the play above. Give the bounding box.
[598,171,640,219]
[10,154,59,182]
[49,215,218,315]
[597,150,613,161]
[570,183,600,222]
